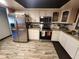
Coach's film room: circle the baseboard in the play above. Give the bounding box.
[0,35,12,41]
[51,41,59,43]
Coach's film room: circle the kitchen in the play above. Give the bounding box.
[11,8,79,41]
[0,0,79,59]
[8,8,79,59]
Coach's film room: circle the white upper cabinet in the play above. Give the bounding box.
[52,12,59,22]
[29,10,40,22]
[39,10,46,17]
[45,10,53,16]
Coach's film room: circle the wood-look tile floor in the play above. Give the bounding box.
[0,37,59,59]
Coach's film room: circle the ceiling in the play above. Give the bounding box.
[0,0,78,11]
[15,0,70,8]
[0,0,25,10]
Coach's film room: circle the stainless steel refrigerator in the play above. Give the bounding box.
[10,14,28,43]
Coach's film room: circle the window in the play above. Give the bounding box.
[61,11,69,22]
[75,15,79,29]
[52,12,59,22]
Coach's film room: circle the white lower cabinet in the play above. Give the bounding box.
[59,31,67,47]
[28,29,79,59]
[51,31,59,41]
[29,29,39,40]
[59,31,79,59]
[65,35,79,59]
[75,49,79,59]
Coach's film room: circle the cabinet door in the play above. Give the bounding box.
[29,11,39,22]
[29,29,39,40]
[65,35,79,59]
[40,10,46,16]
[59,31,67,47]
[51,31,59,41]
[59,31,79,59]
[46,10,52,16]
[75,49,79,59]
[33,29,39,40]
[29,29,34,40]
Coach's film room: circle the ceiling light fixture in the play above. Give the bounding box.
[0,0,8,6]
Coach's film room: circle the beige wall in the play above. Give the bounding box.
[59,8,78,23]
[60,0,78,23]
[60,0,79,30]
[69,8,78,23]
[61,0,79,10]
[0,7,11,39]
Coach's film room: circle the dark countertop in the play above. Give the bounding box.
[26,22,72,25]
[62,31,79,41]
[28,25,79,41]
